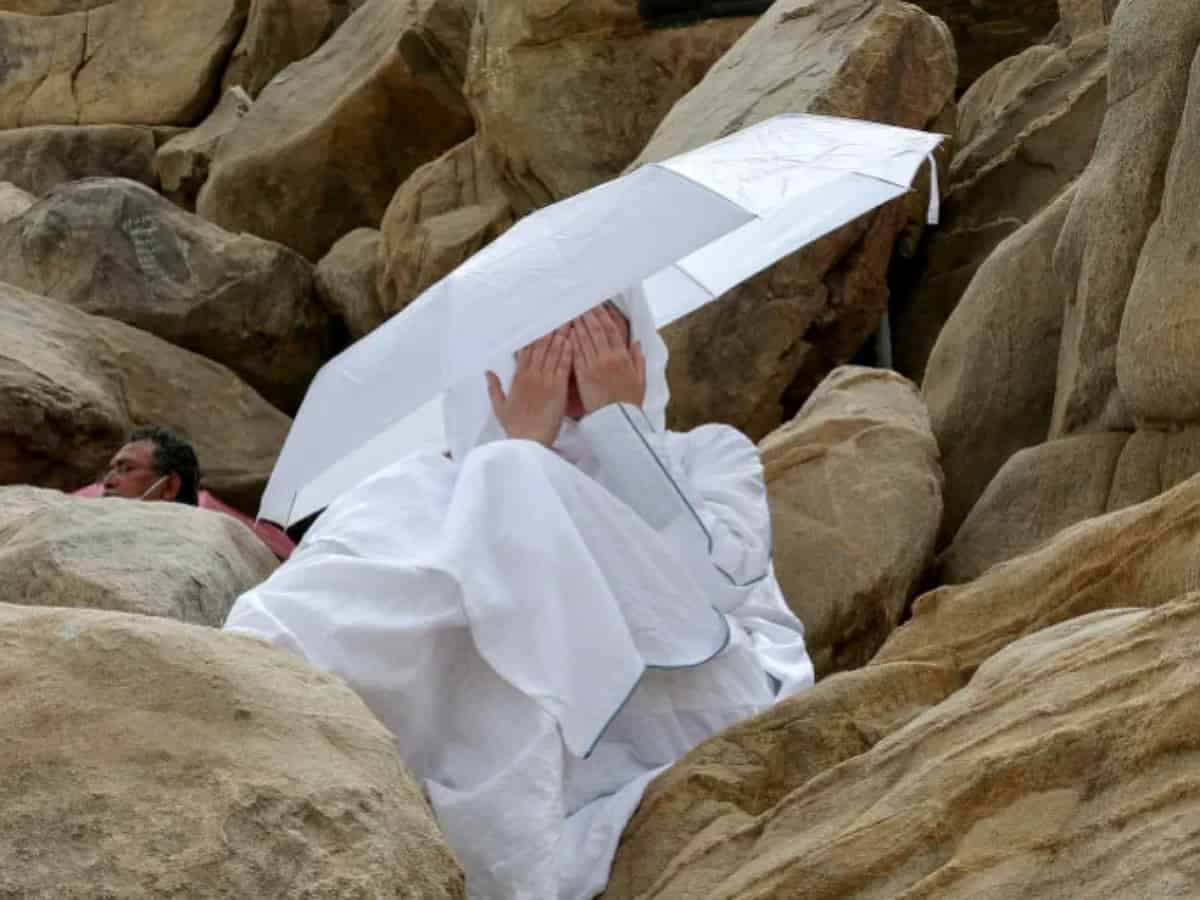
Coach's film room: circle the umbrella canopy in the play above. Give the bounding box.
[261,113,944,526]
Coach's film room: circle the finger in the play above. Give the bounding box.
[485,371,506,414]
[529,332,553,370]
[571,322,594,366]
[598,305,624,350]
[555,331,574,379]
[547,329,569,377]
[580,310,606,356]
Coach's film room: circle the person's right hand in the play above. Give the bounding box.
[486,326,573,447]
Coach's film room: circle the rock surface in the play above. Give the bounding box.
[0,124,160,195]
[761,366,943,677]
[0,178,333,413]
[0,283,289,514]
[0,486,276,626]
[315,227,387,339]
[0,604,466,898]
[634,0,956,438]
[0,181,34,223]
[198,0,477,261]
[156,87,253,210]
[0,0,249,127]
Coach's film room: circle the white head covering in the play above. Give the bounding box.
[443,285,670,460]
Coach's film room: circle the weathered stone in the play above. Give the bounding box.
[605,661,963,898]
[0,604,466,898]
[0,283,289,514]
[315,227,387,339]
[198,0,477,261]
[0,178,334,413]
[1056,0,1117,41]
[156,87,252,210]
[0,124,159,195]
[0,0,249,128]
[0,0,108,11]
[0,181,34,223]
[761,366,943,677]
[878,471,1200,676]
[0,486,276,625]
[632,0,955,438]
[222,0,361,98]
[923,187,1075,543]
[895,30,1106,380]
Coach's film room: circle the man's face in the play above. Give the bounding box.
[102,440,166,500]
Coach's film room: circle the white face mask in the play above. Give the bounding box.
[137,475,169,501]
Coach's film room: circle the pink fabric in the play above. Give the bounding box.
[72,484,295,560]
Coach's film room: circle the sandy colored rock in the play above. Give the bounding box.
[0,0,249,128]
[0,604,465,898]
[198,0,476,261]
[0,124,160,195]
[632,0,955,438]
[0,486,276,625]
[0,178,333,413]
[923,187,1075,542]
[1050,0,1200,437]
[1057,0,1117,40]
[877,469,1200,676]
[0,181,34,223]
[155,87,252,210]
[760,366,943,677]
[609,598,1200,898]
[0,283,289,514]
[315,227,388,339]
[605,661,962,899]
[222,0,360,98]
[895,31,1106,380]
[0,0,108,11]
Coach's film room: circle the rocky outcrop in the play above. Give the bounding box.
[155,87,252,210]
[761,367,943,677]
[0,178,334,413]
[0,283,289,514]
[0,486,276,626]
[315,227,387,339]
[634,0,956,438]
[0,125,160,195]
[198,0,477,261]
[0,604,466,898]
[0,0,249,127]
[0,181,34,222]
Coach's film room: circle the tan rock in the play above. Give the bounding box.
[0,486,276,625]
[761,366,943,677]
[0,181,34,223]
[222,0,361,98]
[0,124,160,195]
[894,31,1106,380]
[0,283,289,514]
[198,0,476,261]
[1057,0,1117,40]
[877,470,1200,676]
[315,227,387,339]
[0,0,249,128]
[1050,0,1200,437]
[155,87,252,210]
[0,178,333,413]
[605,661,963,899]
[631,0,956,438]
[923,187,1075,543]
[0,604,466,898]
[0,0,108,11]
[607,598,1200,898]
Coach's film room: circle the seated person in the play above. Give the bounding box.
[224,290,813,899]
[102,426,199,504]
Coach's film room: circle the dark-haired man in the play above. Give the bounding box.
[101,426,200,505]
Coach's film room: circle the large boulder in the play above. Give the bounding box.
[894,29,1107,380]
[315,227,387,339]
[633,0,956,438]
[155,87,253,210]
[0,178,334,413]
[0,181,34,223]
[923,187,1075,542]
[198,0,477,261]
[0,125,161,195]
[0,486,276,626]
[0,0,249,127]
[0,283,289,514]
[760,366,943,678]
[0,604,465,898]
[606,598,1200,898]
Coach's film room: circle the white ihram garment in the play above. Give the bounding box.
[224,290,814,899]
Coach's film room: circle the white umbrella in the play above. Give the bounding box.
[261,113,944,526]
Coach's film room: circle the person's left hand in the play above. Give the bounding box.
[571,305,645,416]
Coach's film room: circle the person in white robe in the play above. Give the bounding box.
[224,288,814,899]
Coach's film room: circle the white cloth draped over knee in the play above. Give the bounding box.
[224,287,813,899]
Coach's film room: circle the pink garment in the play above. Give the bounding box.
[72,483,295,560]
